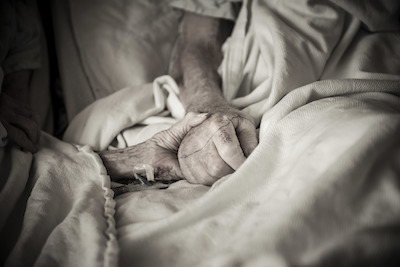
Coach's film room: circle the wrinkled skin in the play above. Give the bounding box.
[169,13,259,185]
[178,106,258,185]
[99,112,209,181]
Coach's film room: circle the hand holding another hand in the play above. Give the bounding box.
[178,106,258,185]
[100,112,209,181]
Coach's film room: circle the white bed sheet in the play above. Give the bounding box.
[1,0,400,266]
[116,81,400,267]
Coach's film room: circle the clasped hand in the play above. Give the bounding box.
[102,108,258,186]
[178,106,258,185]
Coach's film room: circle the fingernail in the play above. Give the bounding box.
[196,113,208,118]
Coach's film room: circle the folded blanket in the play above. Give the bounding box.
[3,0,400,266]
[63,75,185,151]
[116,80,400,267]
[3,133,118,267]
[221,0,400,124]
[113,0,400,266]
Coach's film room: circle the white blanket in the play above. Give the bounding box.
[3,134,117,267]
[2,0,400,266]
[114,80,400,267]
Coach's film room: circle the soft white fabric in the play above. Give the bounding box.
[114,0,400,266]
[4,0,400,266]
[3,133,118,267]
[116,80,400,267]
[63,75,185,151]
[55,0,241,121]
[221,0,361,123]
[53,0,181,121]
[0,56,48,240]
[1,53,114,264]
[221,0,400,123]
[52,0,96,121]
[69,0,181,100]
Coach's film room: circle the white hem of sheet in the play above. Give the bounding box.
[77,145,119,267]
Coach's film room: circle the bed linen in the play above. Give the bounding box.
[2,80,399,266]
[52,0,181,121]
[1,0,400,266]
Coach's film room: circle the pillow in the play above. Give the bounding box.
[69,0,182,99]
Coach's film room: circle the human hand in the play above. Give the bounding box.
[178,106,258,185]
[0,91,40,153]
[99,112,208,181]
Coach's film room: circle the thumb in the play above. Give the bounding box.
[152,112,208,151]
[167,112,208,142]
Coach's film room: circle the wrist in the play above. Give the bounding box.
[182,89,229,113]
[98,142,151,180]
[187,99,231,114]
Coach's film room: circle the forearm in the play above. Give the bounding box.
[98,141,150,180]
[179,44,226,112]
[170,12,233,113]
[98,112,210,182]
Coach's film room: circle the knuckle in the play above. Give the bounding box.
[220,113,230,121]
[212,112,229,121]
[208,162,223,177]
[209,116,230,131]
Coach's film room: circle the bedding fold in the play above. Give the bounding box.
[4,0,400,266]
[69,0,180,101]
[111,0,400,266]
[63,75,185,151]
[115,80,400,267]
[4,133,118,267]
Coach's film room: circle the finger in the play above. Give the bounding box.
[203,142,234,181]
[186,112,209,127]
[236,119,258,157]
[180,152,219,185]
[158,158,185,181]
[212,123,246,170]
[2,121,37,152]
[155,112,208,150]
[181,142,234,185]
[169,112,208,139]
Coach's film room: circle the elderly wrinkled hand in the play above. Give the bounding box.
[178,106,258,185]
[99,112,208,181]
